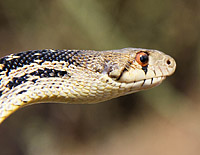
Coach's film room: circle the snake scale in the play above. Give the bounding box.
[0,48,176,124]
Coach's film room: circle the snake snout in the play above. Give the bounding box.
[164,55,176,76]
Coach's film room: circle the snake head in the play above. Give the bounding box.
[106,48,176,90]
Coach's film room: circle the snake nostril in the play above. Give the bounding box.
[166,59,171,65]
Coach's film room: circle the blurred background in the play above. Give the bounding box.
[0,0,199,155]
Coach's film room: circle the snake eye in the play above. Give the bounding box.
[135,52,149,67]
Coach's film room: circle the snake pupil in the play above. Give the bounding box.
[140,55,148,63]
[135,52,149,67]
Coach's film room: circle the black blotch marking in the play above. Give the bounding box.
[6,74,29,89]
[0,49,81,75]
[18,90,27,94]
[142,65,148,74]
[30,68,70,78]
[0,90,3,97]
[32,79,38,83]
[6,68,70,90]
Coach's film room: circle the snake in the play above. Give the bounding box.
[0,48,176,124]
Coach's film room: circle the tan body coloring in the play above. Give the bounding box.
[0,48,176,124]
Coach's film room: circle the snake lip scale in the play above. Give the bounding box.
[0,48,176,124]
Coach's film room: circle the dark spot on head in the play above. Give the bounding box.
[142,65,148,74]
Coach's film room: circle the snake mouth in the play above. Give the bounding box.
[139,76,166,88]
[123,76,167,94]
[129,76,166,89]
[120,75,166,95]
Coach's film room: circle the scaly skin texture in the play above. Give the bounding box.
[0,48,176,124]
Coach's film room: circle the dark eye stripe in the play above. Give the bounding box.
[142,65,148,74]
[116,67,128,81]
